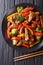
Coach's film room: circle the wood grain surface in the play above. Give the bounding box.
[0,0,43,65]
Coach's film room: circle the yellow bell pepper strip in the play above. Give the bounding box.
[17,33,25,37]
[28,28,33,35]
[30,40,40,47]
[7,24,14,39]
[7,13,18,19]
[35,12,40,15]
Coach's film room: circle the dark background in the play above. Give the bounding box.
[0,0,43,65]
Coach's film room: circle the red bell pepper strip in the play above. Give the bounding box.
[11,36,21,40]
[22,44,30,48]
[18,23,23,30]
[22,12,29,17]
[28,7,34,11]
[34,32,43,36]
[30,38,34,42]
[32,21,40,25]
[22,7,34,13]
[22,22,35,28]
[7,24,14,39]
[21,7,34,17]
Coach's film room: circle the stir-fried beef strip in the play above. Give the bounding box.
[36,15,40,22]
[25,28,29,41]
[16,41,22,46]
[15,20,20,25]
[19,26,24,34]
[28,11,35,22]
[24,20,28,24]
[40,16,43,28]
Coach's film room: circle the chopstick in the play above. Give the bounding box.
[13,50,43,61]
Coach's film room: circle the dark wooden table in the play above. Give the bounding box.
[0,0,43,65]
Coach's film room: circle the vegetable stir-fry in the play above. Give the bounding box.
[6,6,43,48]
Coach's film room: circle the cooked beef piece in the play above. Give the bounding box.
[36,15,40,22]
[15,20,20,25]
[16,41,22,46]
[24,20,28,24]
[28,11,35,22]
[12,15,16,21]
[19,26,24,34]
[40,16,43,28]
[25,28,29,41]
